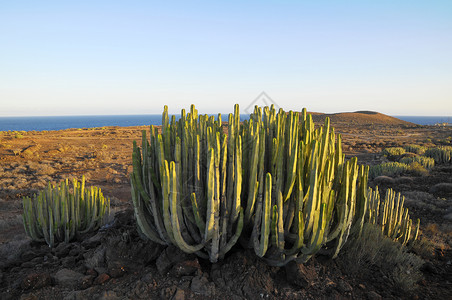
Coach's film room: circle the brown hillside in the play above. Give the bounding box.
[308,111,415,127]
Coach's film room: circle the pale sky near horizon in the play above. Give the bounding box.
[1,1,451,116]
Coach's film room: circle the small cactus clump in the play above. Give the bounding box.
[382,147,406,157]
[366,187,419,246]
[368,162,410,178]
[403,144,426,155]
[424,146,452,164]
[22,176,110,247]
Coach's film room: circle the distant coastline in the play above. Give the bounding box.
[0,114,450,132]
[394,116,451,126]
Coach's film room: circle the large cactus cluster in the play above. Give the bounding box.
[366,187,419,246]
[131,105,244,262]
[131,104,418,265]
[238,106,369,266]
[22,177,110,247]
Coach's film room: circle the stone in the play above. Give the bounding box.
[81,233,103,249]
[284,261,317,288]
[61,256,76,268]
[94,273,110,285]
[20,262,36,269]
[160,286,177,299]
[21,250,39,262]
[191,275,215,297]
[156,246,193,275]
[336,279,353,293]
[84,246,106,270]
[85,268,98,277]
[367,291,382,300]
[107,260,127,278]
[54,243,72,258]
[54,268,84,288]
[80,275,94,290]
[170,259,201,277]
[21,273,52,290]
[172,288,185,300]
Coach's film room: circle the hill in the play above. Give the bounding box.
[308,111,415,126]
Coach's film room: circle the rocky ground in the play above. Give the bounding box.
[0,112,451,299]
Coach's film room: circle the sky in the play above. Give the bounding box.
[0,1,451,116]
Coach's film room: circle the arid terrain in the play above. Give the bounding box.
[0,111,451,299]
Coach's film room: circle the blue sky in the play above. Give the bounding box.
[1,1,451,116]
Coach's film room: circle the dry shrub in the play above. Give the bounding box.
[340,223,424,292]
[410,237,436,259]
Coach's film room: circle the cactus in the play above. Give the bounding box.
[365,187,419,246]
[241,106,369,266]
[132,104,420,266]
[131,104,244,262]
[368,162,410,178]
[400,156,435,170]
[382,147,406,157]
[424,146,452,164]
[404,144,426,155]
[22,176,110,247]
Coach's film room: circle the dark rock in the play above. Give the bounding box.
[337,279,353,293]
[54,268,84,288]
[367,291,382,300]
[80,275,94,290]
[84,246,106,270]
[94,273,110,285]
[21,273,52,290]
[172,288,185,300]
[21,250,39,262]
[160,286,177,299]
[156,246,193,275]
[170,258,201,277]
[69,245,81,257]
[108,261,127,278]
[141,272,155,284]
[61,256,76,268]
[21,262,36,269]
[30,256,43,264]
[191,275,215,297]
[81,233,103,249]
[285,261,317,288]
[54,243,72,258]
[86,268,98,277]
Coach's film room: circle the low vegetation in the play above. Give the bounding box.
[22,176,110,247]
[369,144,451,178]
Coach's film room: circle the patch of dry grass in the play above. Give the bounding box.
[340,223,424,292]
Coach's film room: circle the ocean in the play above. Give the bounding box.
[0,114,450,132]
[394,116,452,126]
